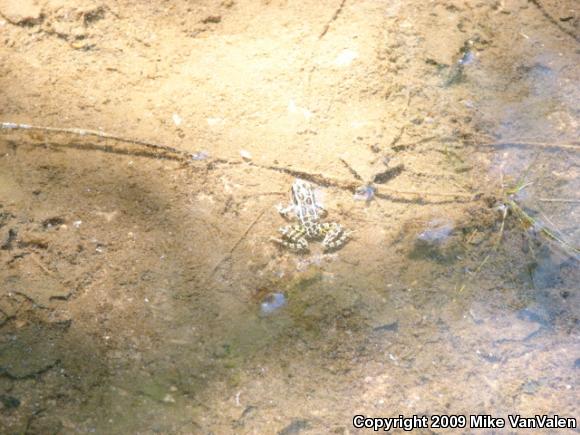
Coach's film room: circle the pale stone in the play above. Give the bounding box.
[0,0,42,25]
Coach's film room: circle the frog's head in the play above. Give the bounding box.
[291,179,312,201]
[293,178,311,190]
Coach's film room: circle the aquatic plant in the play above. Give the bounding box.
[459,171,578,292]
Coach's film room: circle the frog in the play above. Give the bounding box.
[271,179,349,252]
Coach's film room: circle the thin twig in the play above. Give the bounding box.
[538,198,580,204]
[508,199,580,256]
[319,0,347,39]
[339,158,363,181]
[474,140,580,151]
[1,121,195,159]
[392,135,438,152]
[527,0,580,43]
[241,192,286,199]
[377,186,474,198]
[251,162,475,201]
[210,206,268,276]
[1,121,481,204]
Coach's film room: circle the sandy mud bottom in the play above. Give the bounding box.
[0,0,578,433]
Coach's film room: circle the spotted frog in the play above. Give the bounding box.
[271,179,349,252]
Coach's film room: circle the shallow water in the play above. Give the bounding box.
[0,0,579,433]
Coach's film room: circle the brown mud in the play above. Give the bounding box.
[0,0,578,433]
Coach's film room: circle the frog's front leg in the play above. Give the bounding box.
[271,224,309,252]
[275,202,295,220]
[315,204,328,219]
[320,222,349,251]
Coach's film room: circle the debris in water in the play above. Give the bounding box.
[287,100,313,119]
[1,122,21,129]
[295,252,337,271]
[191,151,209,161]
[522,380,540,395]
[373,321,399,333]
[334,49,358,67]
[372,164,405,184]
[278,419,310,435]
[201,15,221,24]
[458,49,475,66]
[353,184,376,202]
[417,219,454,245]
[172,113,182,126]
[206,117,223,126]
[260,292,286,316]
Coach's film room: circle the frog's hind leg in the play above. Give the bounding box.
[271,224,309,252]
[320,222,349,251]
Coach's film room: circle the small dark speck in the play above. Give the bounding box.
[480,352,502,363]
[574,358,580,369]
[42,216,65,229]
[202,15,221,24]
[373,321,399,332]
